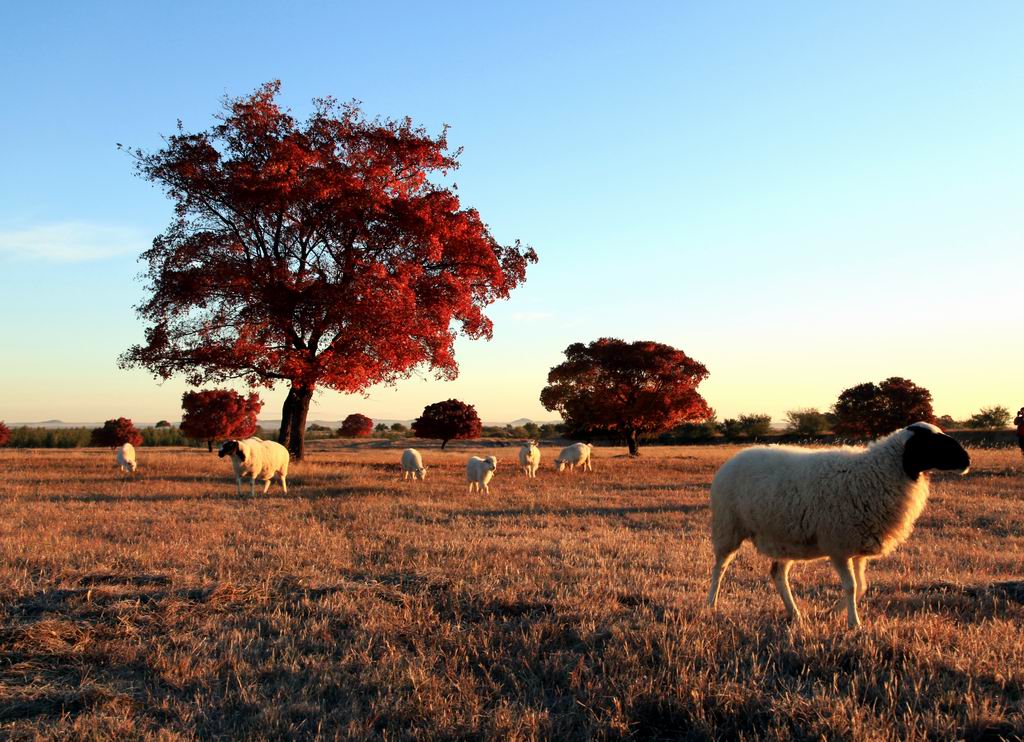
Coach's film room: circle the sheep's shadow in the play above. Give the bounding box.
[423,503,707,523]
[878,580,1024,623]
[965,467,1023,480]
[10,583,217,621]
[30,483,387,503]
[33,491,259,503]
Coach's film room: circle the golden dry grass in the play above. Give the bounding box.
[0,441,1022,740]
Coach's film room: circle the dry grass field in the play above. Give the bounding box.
[1,441,1022,740]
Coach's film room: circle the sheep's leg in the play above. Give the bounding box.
[250,476,257,498]
[706,546,739,609]
[853,556,868,599]
[235,475,243,497]
[829,556,861,628]
[770,560,801,622]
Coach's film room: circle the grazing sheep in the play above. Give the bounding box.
[467,455,498,494]
[554,442,592,473]
[518,441,541,478]
[115,443,137,477]
[401,448,428,481]
[218,437,290,496]
[706,422,970,628]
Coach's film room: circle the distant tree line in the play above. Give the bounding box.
[0,372,1014,451]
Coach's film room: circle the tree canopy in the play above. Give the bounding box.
[119,81,536,459]
[339,413,374,437]
[832,377,935,438]
[540,338,711,455]
[964,405,1011,429]
[180,389,262,452]
[412,399,482,449]
[91,418,143,448]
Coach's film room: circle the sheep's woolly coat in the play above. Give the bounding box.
[707,423,970,627]
[220,437,289,496]
[466,456,498,493]
[115,443,137,476]
[555,442,592,472]
[710,430,928,561]
[518,442,541,478]
[401,448,427,481]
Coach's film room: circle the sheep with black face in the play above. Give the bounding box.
[706,422,969,628]
[218,437,290,497]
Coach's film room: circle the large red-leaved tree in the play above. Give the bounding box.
[338,413,373,438]
[119,82,536,459]
[91,418,143,448]
[180,389,263,452]
[540,338,712,456]
[0,422,10,448]
[833,377,935,438]
[412,399,482,450]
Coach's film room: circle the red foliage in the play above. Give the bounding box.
[540,338,711,456]
[412,399,482,449]
[91,418,143,448]
[118,82,536,459]
[0,421,10,448]
[833,377,935,438]
[180,389,263,451]
[338,413,374,438]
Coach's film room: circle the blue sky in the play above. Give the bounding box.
[1,1,1021,424]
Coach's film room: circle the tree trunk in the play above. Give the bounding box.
[287,385,315,461]
[441,438,449,450]
[207,439,213,453]
[627,430,640,457]
[278,387,297,449]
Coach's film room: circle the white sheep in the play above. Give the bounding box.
[518,441,541,478]
[554,442,592,473]
[115,443,137,477]
[401,448,428,481]
[218,437,290,496]
[466,455,498,494]
[706,422,970,628]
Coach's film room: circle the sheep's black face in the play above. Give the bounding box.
[218,441,239,460]
[902,422,970,479]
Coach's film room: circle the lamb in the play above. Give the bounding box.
[518,441,541,478]
[466,455,498,494]
[115,443,137,477]
[401,448,428,481]
[706,422,970,628]
[554,442,592,473]
[218,437,290,497]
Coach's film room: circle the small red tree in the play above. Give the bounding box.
[91,418,143,447]
[833,377,935,438]
[118,81,536,460]
[0,422,10,448]
[540,338,711,456]
[180,389,263,452]
[412,399,482,450]
[338,413,373,438]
